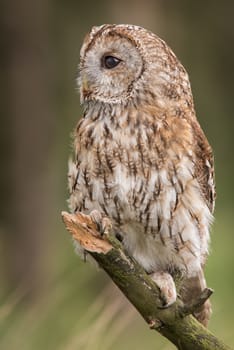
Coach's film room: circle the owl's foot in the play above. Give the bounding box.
[150,271,177,308]
[90,210,112,236]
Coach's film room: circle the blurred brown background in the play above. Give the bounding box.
[1,1,233,349]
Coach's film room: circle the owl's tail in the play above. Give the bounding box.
[181,270,212,327]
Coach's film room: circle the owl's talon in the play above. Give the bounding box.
[90,210,103,233]
[115,232,123,242]
[157,301,176,310]
[102,217,112,236]
[90,210,112,236]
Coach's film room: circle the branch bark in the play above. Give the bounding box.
[61,211,232,350]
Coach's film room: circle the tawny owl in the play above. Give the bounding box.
[68,24,215,326]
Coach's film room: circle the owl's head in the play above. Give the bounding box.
[78,24,192,107]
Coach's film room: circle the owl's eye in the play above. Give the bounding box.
[102,55,121,69]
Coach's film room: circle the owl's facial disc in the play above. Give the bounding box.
[79,28,144,104]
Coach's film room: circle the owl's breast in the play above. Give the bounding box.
[68,113,212,275]
[69,115,160,222]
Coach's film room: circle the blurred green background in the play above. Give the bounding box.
[1,1,234,349]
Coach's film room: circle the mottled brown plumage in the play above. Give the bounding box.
[68,24,215,326]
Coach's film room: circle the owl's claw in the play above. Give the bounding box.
[90,210,112,236]
[150,271,177,308]
[157,302,175,310]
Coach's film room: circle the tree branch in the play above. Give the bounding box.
[61,211,232,350]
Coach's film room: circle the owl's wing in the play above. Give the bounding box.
[192,120,216,213]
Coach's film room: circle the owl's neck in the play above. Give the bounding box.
[82,90,195,126]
